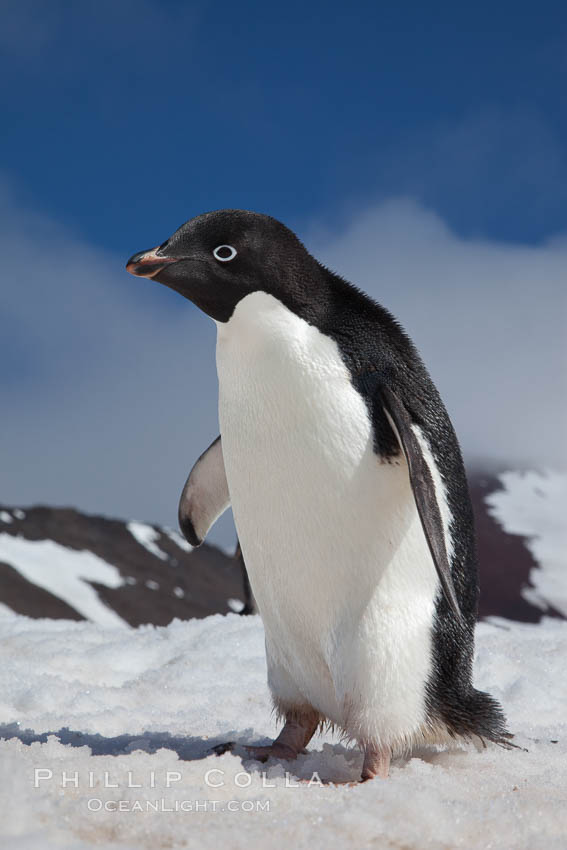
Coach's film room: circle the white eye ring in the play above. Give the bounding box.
[213,244,237,262]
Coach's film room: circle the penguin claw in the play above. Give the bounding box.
[214,714,318,764]
[210,741,235,756]
[209,741,306,761]
[244,743,298,762]
[243,745,272,762]
[361,745,391,780]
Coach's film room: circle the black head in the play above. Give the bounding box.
[126,209,324,322]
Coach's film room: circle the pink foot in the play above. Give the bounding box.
[244,742,299,762]
[361,744,391,781]
[244,712,319,764]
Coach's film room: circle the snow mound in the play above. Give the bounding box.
[0,608,565,849]
[486,470,567,616]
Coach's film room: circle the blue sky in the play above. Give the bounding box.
[3,0,566,250]
[1,0,566,542]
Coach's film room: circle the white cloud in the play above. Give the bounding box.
[1,188,565,553]
[0,183,222,538]
[308,198,567,471]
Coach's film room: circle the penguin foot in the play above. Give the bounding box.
[244,742,300,762]
[245,711,320,763]
[360,744,391,781]
[211,741,301,761]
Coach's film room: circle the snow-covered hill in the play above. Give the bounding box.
[1,470,564,626]
[0,505,248,625]
[485,470,567,618]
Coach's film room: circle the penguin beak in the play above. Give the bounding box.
[125,247,179,279]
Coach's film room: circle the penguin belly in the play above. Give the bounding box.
[216,292,440,750]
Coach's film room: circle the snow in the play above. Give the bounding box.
[486,470,567,616]
[0,535,126,628]
[163,526,193,553]
[0,608,565,849]
[13,509,26,519]
[0,510,13,523]
[0,470,565,848]
[127,521,169,561]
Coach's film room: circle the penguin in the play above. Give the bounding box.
[126,209,510,781]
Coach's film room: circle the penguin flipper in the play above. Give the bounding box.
[380,386,463,623]
[178,435,230,546]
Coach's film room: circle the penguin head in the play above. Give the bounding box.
[126,209,323,322]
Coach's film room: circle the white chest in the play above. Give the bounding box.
[216,293,390,595]
[216,291,372,497]
[215,292,437,743]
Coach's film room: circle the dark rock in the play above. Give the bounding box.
[0,505,245,626]
[0,470,561,626]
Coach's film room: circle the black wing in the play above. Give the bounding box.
[381,385,463,622]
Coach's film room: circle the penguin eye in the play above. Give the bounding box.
[213,244,237,262]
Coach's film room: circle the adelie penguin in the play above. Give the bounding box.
[126,210,511,781]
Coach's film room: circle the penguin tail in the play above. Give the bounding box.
[442,688,517,749]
